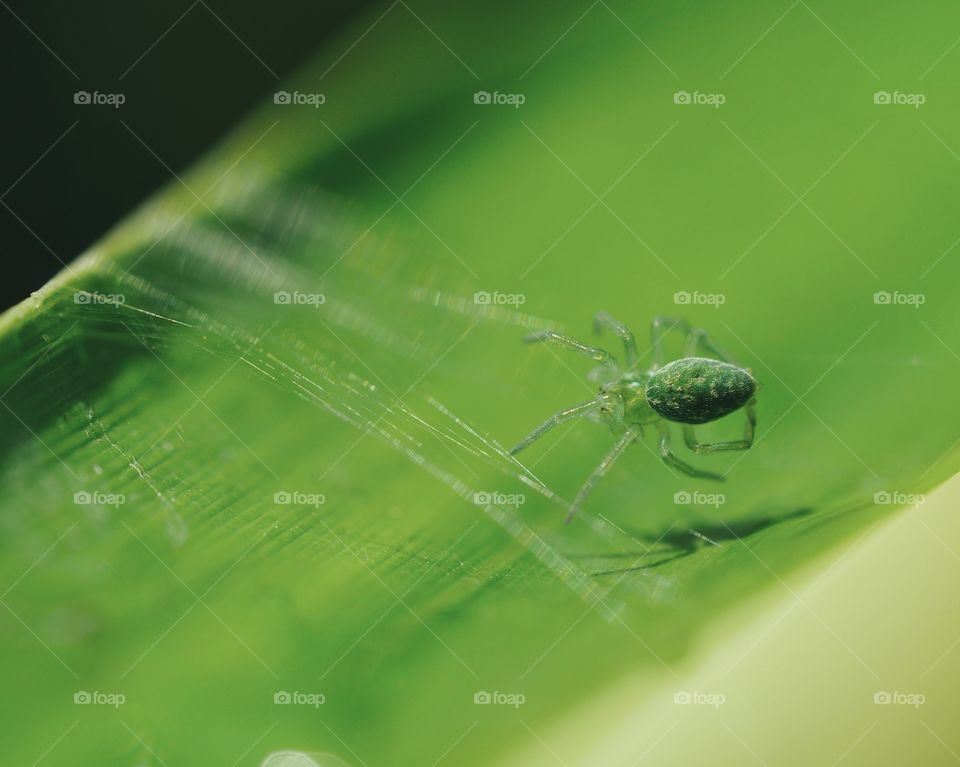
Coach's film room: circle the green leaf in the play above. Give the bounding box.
[3,1,960,764]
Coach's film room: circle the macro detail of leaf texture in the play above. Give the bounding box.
[3,1,960,765]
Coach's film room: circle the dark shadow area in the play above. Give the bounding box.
[0,0,375,312]
[588,507,815,576]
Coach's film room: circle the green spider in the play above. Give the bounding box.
[510,314,758,523]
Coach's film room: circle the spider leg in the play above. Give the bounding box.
[510,400,598,455]
[565,426,640,524]
[649,316,691,368]
[683,327,740,364]
[682,399,756,454]
[657,423,724,480]
[523,330,619,369]
[651,316,745,367]
[593,312,638,368]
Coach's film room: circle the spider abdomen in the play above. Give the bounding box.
[645,357,756,425]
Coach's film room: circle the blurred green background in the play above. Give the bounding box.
[2,0,960,765]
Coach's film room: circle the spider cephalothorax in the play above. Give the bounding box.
[510,314,757,523]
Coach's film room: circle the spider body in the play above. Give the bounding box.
[509,314,758,523]
[645,357,756,424]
